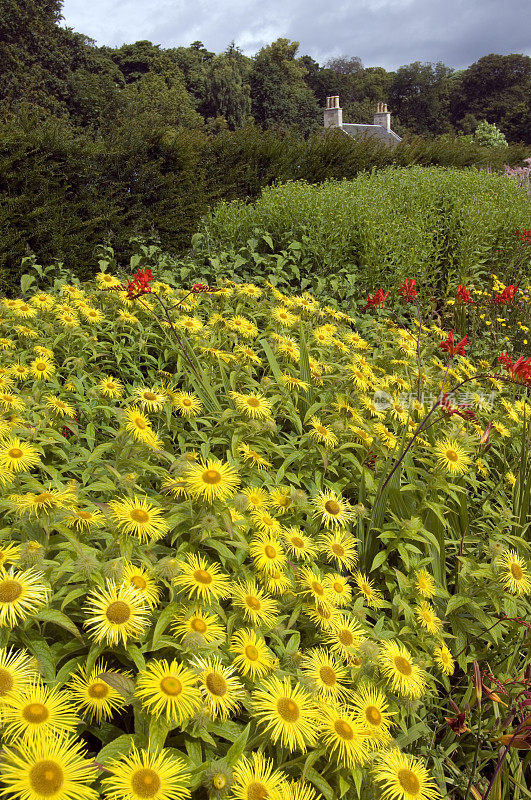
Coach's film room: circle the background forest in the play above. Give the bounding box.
[0,0,530,291]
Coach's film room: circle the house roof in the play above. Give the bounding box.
[341,124,402,143]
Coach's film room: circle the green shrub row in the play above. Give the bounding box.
[194,167,531,302]
[0,107,529,295]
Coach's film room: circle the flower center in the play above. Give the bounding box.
[130,575,147,591]
[394,656,413,676]
[324,500,341,515]
[292,536,304,548]
[8,448,23,459]
[131,768,162,798]
[264,545,277,559]
[130,509,150,524]
[160,676,182,696]
[245,595,261,611]
[445,449,459,462]
[334,719,354,740]
[88,681,109,699]
[0,580,23,603]
[29,761,64,795]
[205,673,227,696]
[35,362,46,371]
[193,569,213,585]
[202,469,221,485]
[105,601,131,624]
[34,492,54,503]
[77,511,93,520]
[245,645,259,661]
[311,580,324,596]
[331,543,345,556]
[316,425,327,435]
[143,392,157,401]
[366,706,382,725]
[23,702,50,723]
[319,666,337,686]
[333,581,344,594]
[0,667,14,695]
[247,782,269,800]
[190,617,207,633]
[398,769,421,795]
[338,629,354,646]
[510,563,524,580]
[247,397,261,408]
[277,697,300,722]
[134,418,147,430]
[182,398,192,406]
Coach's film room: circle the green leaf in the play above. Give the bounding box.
[150,602,180,650]
[303,767,334,800]
[96,735,135,765]
[226,724,250,766]
[35,609,83,641]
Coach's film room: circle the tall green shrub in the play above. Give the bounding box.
[195,166,531,299]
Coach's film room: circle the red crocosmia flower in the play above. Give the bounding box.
[127,269,153,299]
[364,289,389,310]
[498,352,512,367]
[440,393,476,421]
[515,229,531,243]
[493,285,517,304]
[440,330,468,357]
[456,285,473,304]
[191,283,209,293]
[398,279,418,301]
[498,352,531,385]
[508,356,531,385]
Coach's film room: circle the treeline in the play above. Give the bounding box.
[0,1,530,294]
[2,1,530,140]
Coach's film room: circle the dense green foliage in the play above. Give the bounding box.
[194,168,531,302]
[1,113,528,297]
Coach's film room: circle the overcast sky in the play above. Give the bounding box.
[61,0,531,71]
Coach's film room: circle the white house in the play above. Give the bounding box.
[324,96,402,144]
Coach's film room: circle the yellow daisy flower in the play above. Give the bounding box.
[229,628,275,679]
[135,659,201,723]
[184,458,240,503]
[68,660,128,723]
[108,495,169,542]
[232,580,279,628]
[319,704,371,767]
[84,581,150,646]
[433,438,472,476]
[372,750,441,800]
[2,679,78,742]
[0,437,40,473]
[497,550,530,595]
[0,735,98,800]
[433,643,455,676]
[0,567,48,627]
[173,554,230,604]
[171,607,225,645]
[379,641,426,698]
[102,745,191,800]
[312,490,354,529]
[193,656,245,720]
[252,675,318,752]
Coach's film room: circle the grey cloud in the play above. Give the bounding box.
[61,0,531,70]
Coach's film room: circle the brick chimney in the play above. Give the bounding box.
[373,102,391,131]
[324,96,343,128]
